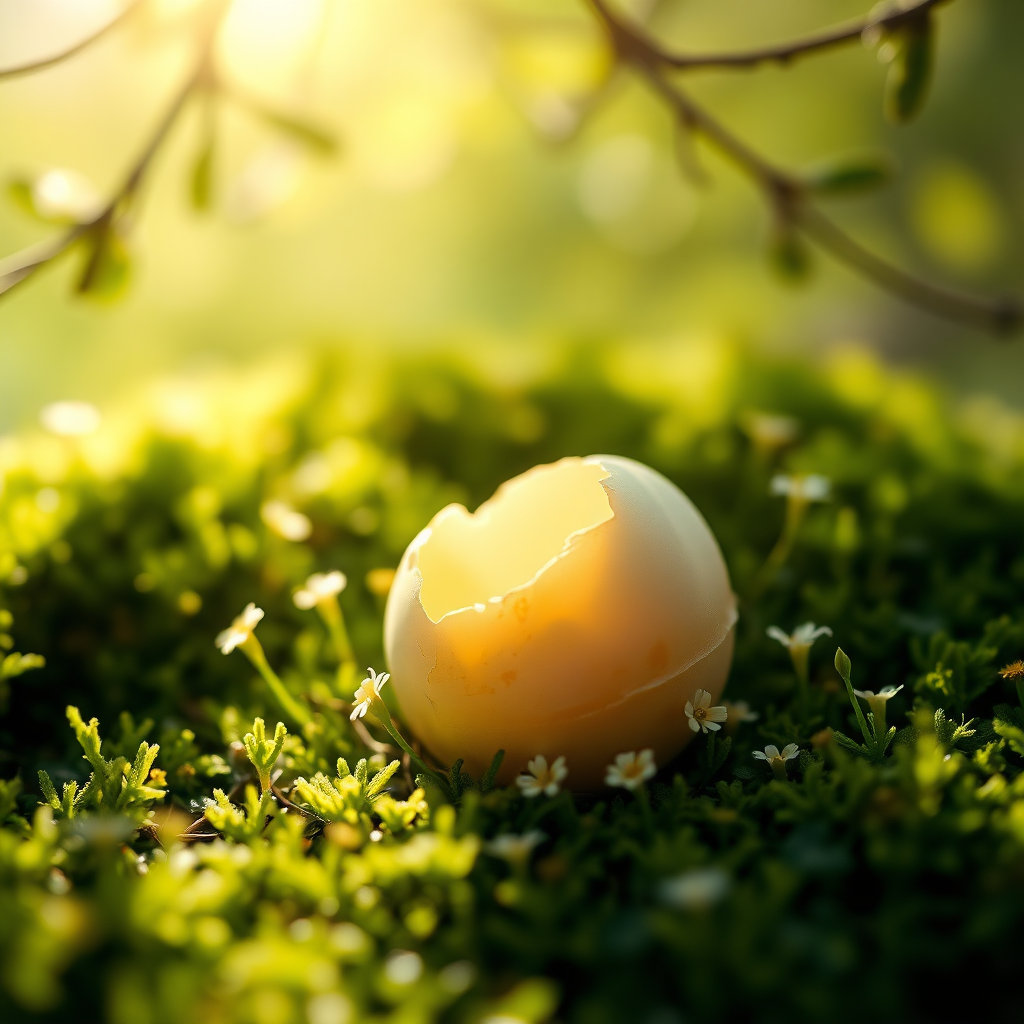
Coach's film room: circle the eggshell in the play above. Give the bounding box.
[383,455,737,790]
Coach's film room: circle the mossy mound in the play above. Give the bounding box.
[2,344,1024,1023]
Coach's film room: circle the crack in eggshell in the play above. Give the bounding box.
[411,459,616,624]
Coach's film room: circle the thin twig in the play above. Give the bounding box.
[0,1,228,299]
[0,0,144,81]
[635,0,950,70]
[585,0,1021,334]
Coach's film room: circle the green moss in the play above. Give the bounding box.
[2,345,1024,1023]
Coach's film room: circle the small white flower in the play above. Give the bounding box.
[684,688,729,734]
[753,743,800,780]
[39,400,101,437]
[485,830,546,864]
[660,867,730,910]
[741,411,799,450]
[853,684,903,725]
[215,603,264,654]
[724,700,759,724]
[350,666,389,720]
[767,622,833,651]
[604,750,657,791]
[853,684,903,704]
[261,499,312,542]
[293,570,347,610]
[770,473,831,502]
[516,755,568,798]
[753,742,800,763]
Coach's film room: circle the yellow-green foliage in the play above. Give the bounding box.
[3,347,1024,1023]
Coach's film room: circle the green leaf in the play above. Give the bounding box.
[448,757,465,797]
[769,226,812,281]
[0,777,21,822]
[190,136,215,211]
[365,759,401,799]
[481,749,505,792]
[77,222,132,301]
[884,19,934,124]
[242,718,287,793]
[244,98,337,156]
[37,770,60,810]
[7,179,39,220]
[805,153,894,196]
[1,652,45,679]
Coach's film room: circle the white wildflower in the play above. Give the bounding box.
[853,684,903,729]
[215,603,264,654]
[753,742,800,781]
[293,571,347,610]
[770,473,831,502]
[684,688,729,734]
[767,622,833,682]
[485,830,546,866]
[767,622,833,651]
[660,867,730,910]
[515,755,568,798]
[741,411,799,450]
[604,749,657,791]
[724,700,759,724]
[40,400,101,437]
[350,666,389,721]
[261,499,312,541]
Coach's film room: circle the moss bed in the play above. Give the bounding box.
[3,343,1024,1024]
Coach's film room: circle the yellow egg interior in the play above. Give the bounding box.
[416,459,614,623]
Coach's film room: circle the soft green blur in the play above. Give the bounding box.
[1,0,1022,432]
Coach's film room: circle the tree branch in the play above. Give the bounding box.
[585,0,1021,335]
[631,0,951,71]
[0,0,144,81]
[0,3,227,299]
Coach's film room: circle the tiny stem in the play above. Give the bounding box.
[839,669,873,748]
[749,496,807,598]
[791,647,810,731]
[374,707,450,795]
[242,638,310,727]
[318,598,355,666]
[870,700,887,736]
[635,785,655,836]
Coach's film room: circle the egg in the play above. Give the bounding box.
[383,455,737,790]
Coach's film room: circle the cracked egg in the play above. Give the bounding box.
[383,455,737,790]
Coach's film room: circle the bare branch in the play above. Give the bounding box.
[797,207,1021,334]
[0,0,144,81]
[629,0,951,71]
[584,0,1021,335]
[0,3,228,300]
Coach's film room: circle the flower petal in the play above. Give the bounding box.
[707,706,728,723]
[766,626,791,647]
[764,745,780,759]
[781,743,800,759]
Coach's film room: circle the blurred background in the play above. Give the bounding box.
[1,0,1022,434]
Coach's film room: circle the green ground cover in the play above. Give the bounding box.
[2,343,1024,1023]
